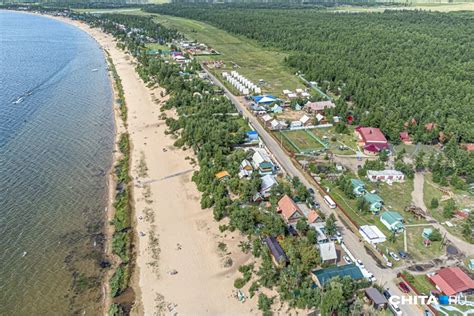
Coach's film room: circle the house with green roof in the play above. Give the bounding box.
[380,211,405,233]
[363,193,384,214]
[351,179,366,197]
[422,228,433,239]
[311,263,364,287]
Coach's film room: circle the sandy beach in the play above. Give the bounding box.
[52,16,260,315]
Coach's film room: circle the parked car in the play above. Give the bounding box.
[336,231,342,237]
[383,290,392,299]
[424,309,433,316]
[308,188,315,195]
[398,281,410,293]
[389,252,400,261]
[399,251,408,259]
[389,303,402,316]
[356,259,364,268]
[343,255,352,264]
[368,273,376,282]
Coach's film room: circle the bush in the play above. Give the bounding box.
[108,304,124,316]
[110,265,128,297]
[430,198,439,209]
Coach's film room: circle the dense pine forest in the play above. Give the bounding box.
[147,5,474,145]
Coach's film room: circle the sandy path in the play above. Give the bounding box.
[52,17,259,315]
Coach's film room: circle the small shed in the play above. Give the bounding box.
[215,171,230,181]
[365,288,388,309]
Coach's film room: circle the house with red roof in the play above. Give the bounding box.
[355,126,389,155]
[399,132,412,145]
[307,210,323,224]
[277,195,304,224]
[429,267,474,296]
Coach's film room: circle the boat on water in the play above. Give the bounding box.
[12,97,24,104]
[22,251,27,257]
[91,68,98,72]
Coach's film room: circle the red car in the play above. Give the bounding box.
[398,281,411,293]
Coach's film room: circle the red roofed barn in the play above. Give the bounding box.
[277,195,304,224]
[355,126,389,155]
[429,267,474,296]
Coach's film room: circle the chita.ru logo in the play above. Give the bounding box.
[389,295,461,305]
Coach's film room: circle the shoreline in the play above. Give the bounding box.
[41,13,260,315]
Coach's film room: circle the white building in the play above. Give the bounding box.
[366,170,405,183]
[260,174,277,197]
[359,225,386,244]
[319,242,338,264]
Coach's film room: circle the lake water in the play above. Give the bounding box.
[0,11,114,315]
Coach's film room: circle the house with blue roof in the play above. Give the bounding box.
[380,211,405,233]
[363,193,384,214]
[351,179,366,197]
[252,95,278,105]
[245,130,259,144]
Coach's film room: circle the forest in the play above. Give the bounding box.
[147,4,474,146]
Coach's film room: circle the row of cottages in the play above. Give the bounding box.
[366,170,405,183]
[354,126,389,155]
[283,89,311,99]
[380,211,405,233]
[304,100,336,114]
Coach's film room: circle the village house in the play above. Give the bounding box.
[354,126,389,155]
[363,193,384,214]
[380,211,405,233]
[304,100,336,114]
[311,264,364,288]
[277,195,304,225]
[290,120,303,128]
[366,170,405,183]
[261,114,273,126]
[264,236,289,267]
[319,242,338,264]
[365,288,388,310]
[399,132,412,145]
[300,114,312,127]
[270,119,288,131]
[429,267,474,296]
[351,179,366,197]
[252,149,275,175]
[306,210,323,224]
[260,174,278,198]
[359,225,387,244]
[238,159,253,178]
[244,130,259,144]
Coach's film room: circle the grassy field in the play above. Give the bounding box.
[310,126,358,155]
[119,11,304,96]
[279,130,326,153]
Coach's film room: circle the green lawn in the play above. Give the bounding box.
[280,130,325,153]
[309,127,358,155]
[145,43,170,51]
[403,272,435,295]
[141,13,304,96]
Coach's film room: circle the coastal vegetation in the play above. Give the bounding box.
[106,52,133,315]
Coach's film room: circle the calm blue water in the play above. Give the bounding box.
[0,11,114,315]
